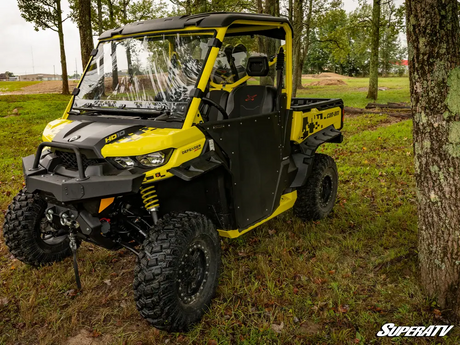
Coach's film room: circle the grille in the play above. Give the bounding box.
[55,150,101,171]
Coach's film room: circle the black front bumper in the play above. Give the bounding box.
[23,143,145,203]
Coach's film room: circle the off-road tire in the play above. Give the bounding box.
[134,212,221,332]
[294,153,338,221]
[3,188,73,267]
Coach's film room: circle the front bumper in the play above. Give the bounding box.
[23,143,145,203]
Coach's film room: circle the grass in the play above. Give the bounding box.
[297,77,410,108]
[1,89,458,344]
[0,81,42,93]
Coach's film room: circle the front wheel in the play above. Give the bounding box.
[3,189,73,267]
[294,153,338,221]
[134,212,221,332]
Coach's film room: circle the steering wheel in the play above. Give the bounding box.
[201,97,229,120]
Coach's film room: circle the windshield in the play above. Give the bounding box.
[73,33,213,118]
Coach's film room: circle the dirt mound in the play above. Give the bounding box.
[308,79,348,86]
[303,72,350,79]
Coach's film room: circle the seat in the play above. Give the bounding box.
[226,84,276,119]
[206,89,229,121]
[225,55,276,119]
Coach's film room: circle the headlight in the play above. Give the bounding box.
[110,150,172,169]
[136,152,165,167]
[114,157,135,168]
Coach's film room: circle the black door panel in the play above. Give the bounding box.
[201,112,284,228]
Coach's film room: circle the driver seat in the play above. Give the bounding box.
[226,56,276,119]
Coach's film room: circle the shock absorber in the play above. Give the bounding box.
[140,184,160,224]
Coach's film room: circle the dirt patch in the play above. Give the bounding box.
[357,86,390,92]
[308,79,348,86]
[298,321,322,335]
[0,81,78,95]
[65,329,113,345]
[303,72,351,79]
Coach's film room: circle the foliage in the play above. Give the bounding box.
[17,0,68,33]
[379,1,406,76]
[303,0,406,77]
[89,0,169,33]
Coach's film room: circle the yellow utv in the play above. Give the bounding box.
[3,12,344,331]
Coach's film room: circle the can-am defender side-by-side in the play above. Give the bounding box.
[3,12,344,331]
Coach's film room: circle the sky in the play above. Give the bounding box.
[0,0,404,76]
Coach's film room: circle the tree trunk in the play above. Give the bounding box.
[367,0,380,100]
[78,0,94,70]
[56,0,69,95]
[107,1,118,90]
[406,0,460,320]
[97,0,103,35]
[298,0,313,91]
[256,0,265,57]
[292,0,304,96]
[108,0,115,27]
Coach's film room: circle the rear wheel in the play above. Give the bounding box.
[3,189,73,267]
[134,212,221,332]
[294,153,338,221]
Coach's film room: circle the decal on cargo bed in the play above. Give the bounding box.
[300,109,341,140]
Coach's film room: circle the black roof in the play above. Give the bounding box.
[99,12,292,40]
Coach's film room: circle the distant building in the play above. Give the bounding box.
[0,73,8,81]
[19,73,61,81]
[390,59,409,75]
[8,77,19,81]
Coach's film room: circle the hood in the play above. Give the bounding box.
[47,120,143,158]
[43,118,205,158]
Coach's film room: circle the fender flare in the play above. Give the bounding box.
[290,125,343,188]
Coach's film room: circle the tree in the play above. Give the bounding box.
[291,0,305,96]
[366,0,380,100]
[379,1,405,76]
[97,0,103,35]
[77,0,94,69]
[169,0,251,14]
[406,0,460,320]
[17,0,70,95]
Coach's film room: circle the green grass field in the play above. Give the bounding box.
[298,77,410,108]
[0,81,42,93]
[1,84,458,344]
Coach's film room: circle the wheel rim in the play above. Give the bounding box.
[178,242,209,305]
[319,174,333,207]
[38,217,68,246]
